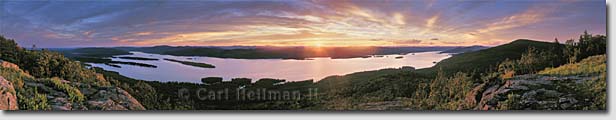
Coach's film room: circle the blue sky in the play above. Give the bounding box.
[0,0,606,47]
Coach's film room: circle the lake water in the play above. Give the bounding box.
[88,51,451,83]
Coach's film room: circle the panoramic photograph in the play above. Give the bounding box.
[0,0,607,111]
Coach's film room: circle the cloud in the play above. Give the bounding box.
[391,39,422,45]
[0,0,606,47]
[426,15,440,29]
[476,9,546,34]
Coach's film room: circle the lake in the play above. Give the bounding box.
[88,51,451,83]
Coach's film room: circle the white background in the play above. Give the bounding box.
[2,0,615,120]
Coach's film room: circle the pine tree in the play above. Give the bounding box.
[554,37,560,44]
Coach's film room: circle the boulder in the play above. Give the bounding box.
[475,84,500,110]
[50,97,72,110]
[460,83,485,110]
[87,87,145,110]
[467,73,601,110]
[0,76,18,110]
[0,60,19,70]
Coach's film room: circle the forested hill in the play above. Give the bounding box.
[417,39,563,75]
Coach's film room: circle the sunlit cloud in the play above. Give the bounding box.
[476,8,546,34]
[426,15,440,29]
[392,13,406,25]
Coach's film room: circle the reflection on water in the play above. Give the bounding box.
[89,51,451,83]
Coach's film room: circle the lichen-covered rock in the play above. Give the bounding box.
[468,74,599,110]
[0,76,18,110]
[86,87,145,110]
[459,83,485,110]
[0,60,20,70]
[50,97,72,110]
[475,84,500,110]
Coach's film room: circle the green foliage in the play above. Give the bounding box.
[580,72,607,110]
[314,68,432,110]
[39,77,85,103]
[406,71,474,110]
[0,67,46,110]
[421,39,562,75]
[493,31,605,79]
[538,55,607,110]
[0,36,110,86]
[539,55,606,76]
[562,31,606,63]
[100,69,183,110]
[0,35,22,62]
[498,46,564,75]
[18,89,51,110]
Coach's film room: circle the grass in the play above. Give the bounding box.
[163,58,215,68]
[539,55,606,76]
[39,77,85,103]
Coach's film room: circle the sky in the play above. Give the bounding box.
[0,0,607,48]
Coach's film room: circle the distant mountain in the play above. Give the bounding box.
[58,47,132,58]
[439,45,488,54]
[374,46,458,55]
[111,46,458,59]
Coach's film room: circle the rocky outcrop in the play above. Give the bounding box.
[459,83,485,110]
[468,74,598,110]
[22,80,145,110]
[0,60,19,70]
[0,76,18,110]
[1,60,145,110]
[86,87,145,110]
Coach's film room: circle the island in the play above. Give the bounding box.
[163,58,215,68]
[116,56,159,61]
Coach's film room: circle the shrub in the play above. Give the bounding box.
[40,77,85,103]
[539,55,606,76]
[231,78,252,85]
[201,77,223,85]
[18,87,51,110]
[254,78,285,87]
